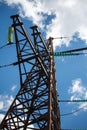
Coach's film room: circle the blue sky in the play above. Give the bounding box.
[0,0,87,129]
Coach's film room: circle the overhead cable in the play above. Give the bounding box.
[60,128,87,130]
[59,47,87,53]
[0,63,14,68]
[52,52,87,57]
[59,99,87,102]
[0,43,14,50]
[60,104,87,116]
[52,36,70,40]
[0,55,37,68]
[0,44,8,50]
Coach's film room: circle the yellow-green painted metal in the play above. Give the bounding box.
[8,26,14,44]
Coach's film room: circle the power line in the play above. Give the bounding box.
[60,128,87,130]
[0,51,87,69]
[45,36,70,41]
[60,104,87,116]
[0,63,14,68]
[50,47,87,57]
[52,36,70,40]
[0,44,8,50]
[59,99,87,102]
[0,43,14,50]
[59,47,87,53]
[52,52,87,57]
[0,56,37,68]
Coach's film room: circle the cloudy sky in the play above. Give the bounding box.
[0,0,87,129]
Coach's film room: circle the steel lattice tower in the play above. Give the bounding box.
[0,15,60,130]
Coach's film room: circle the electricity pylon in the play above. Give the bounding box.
[0,14,60,130]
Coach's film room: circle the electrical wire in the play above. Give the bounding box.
[0,43,14,50]
[0,52,87,69]
[60,104,87,117]
[0,55,37,68]
[52,36,70,40]
[0,44,8,50]
[0,63,14,68]
[45,36,70,41]
[59,47,87,53]
[0,45,87,69]
[53,52,87,57]
[50,47,87,57]
[59,99,87,102]
[60,128,87,130]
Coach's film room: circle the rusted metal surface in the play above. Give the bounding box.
[0,15,60,130]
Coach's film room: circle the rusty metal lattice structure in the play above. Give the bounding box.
[0,15,60,130]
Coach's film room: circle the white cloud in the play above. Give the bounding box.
[68,78,86,94]
[11,85,17,91]
[68,78,87,113]
[2,0,49,28]
[0,94,14,111]
[1,0,87,49]
[0,95,14,123]
[0,114,5,123]
[0,101,4,110]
